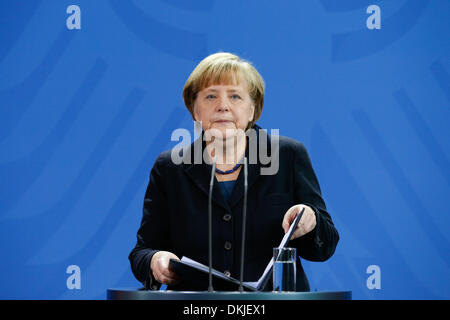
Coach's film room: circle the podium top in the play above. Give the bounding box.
[107,288,352,300]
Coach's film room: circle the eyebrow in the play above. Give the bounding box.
[203,88,243,94]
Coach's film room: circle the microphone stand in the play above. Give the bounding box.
[239,157,248,292]
[208,156,216,292]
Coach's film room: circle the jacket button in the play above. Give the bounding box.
[224,270,231,277]
[223,214,232,222]
[316,236,324,248]
[224,241,232,250]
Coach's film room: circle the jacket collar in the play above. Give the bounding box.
[182,124,271,213]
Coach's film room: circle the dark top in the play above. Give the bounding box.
[129,124,339,291]
[218,180,237,202]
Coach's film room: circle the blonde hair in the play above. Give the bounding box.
[182,52,265,129]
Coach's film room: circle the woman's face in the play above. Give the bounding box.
[193,82,255,140]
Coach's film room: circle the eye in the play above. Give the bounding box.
[206,94,216,100]
[231,94,241,100]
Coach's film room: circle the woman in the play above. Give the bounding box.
[129,52,339,291]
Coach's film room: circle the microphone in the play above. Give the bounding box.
[208,156,217,292]
[239,157,248,292]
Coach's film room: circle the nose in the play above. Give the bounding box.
[216,95,231,112]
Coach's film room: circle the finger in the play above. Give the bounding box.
[153,271,163,283]
[300,210,316,231]
[154,270,178,285]
[286,212,304,235]
[159,256,176,272]
[158,275,174,285]
[298,207,310,222]
[290,223,303,240]
[282,218,290,233]
[290,229,302,240]
[304,217,315,230]
[153,263,170,282]
[282,209,299,232]
[291,217,316,240]
[290,206,303,221]
[161,268,178,279]
[159,260,179,277]
[162,272,180,284]
[298,210,313,227]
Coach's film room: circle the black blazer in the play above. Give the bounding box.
[129,124,339,291]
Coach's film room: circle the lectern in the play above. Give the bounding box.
[107,288,352,300]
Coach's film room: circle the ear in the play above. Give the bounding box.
[193,103,200,121]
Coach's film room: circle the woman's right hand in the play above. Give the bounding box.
[150,251,181,285]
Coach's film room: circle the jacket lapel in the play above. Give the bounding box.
[182,125,271,212]
[227,126,267,209]
[183,136,231,213]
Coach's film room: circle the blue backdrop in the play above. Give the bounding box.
[1,0,449,300]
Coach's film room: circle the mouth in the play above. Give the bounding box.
[214,120,233,123]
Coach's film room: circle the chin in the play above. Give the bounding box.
[209,124,235,135]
